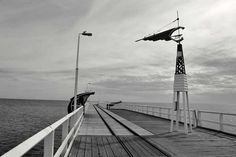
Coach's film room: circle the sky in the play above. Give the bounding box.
[0,0,236,105]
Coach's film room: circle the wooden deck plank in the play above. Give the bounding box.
[85,136,92,157]
[69,137,80,157]
[124,136,152,157]
[103,108,153,136]
[91,136,99,157]
[129,136,158,157]
[108,136,130,157]
[111,109,236,157]
[102,137,115,157]
[119,136,142,157]
[95,106,132,135]
[96,136,108,157]
[77,136,86,157]
[106,136,128,157]
[78,104,111,135]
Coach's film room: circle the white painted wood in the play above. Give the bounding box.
[192,111,197,127]
[174,74,188,92]
[54,113,84,157]
[122,104,236,135]
[2,106,83,157]
[219,113,223,131]
[198,111,202,126]
[62,119,69,155]
[170,92,176,132]
[176,92,180,130]
[44,131,54,157]
[168,109,171,119]
[186,92,192,132]
[183,92,188,134]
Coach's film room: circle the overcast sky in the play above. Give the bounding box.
[0,0,236,104]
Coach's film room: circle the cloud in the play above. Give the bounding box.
[0,0,236,104]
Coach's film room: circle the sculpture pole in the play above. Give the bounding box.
[170,13,192,133]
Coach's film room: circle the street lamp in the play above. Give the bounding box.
[86,83,92,92]
[74,31,92,111]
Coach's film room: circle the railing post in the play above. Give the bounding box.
[62,119,69,155]
[192,110,196,127]
[44,131,54,157]
[219,113,224,131]
[159,108,161,117]
[70,115,75,130]
[178,110,182,122]
[197,110,201,127]
[168,109,171,119]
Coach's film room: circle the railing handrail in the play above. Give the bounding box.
[198,110,236,116]
[1,106,84,157]
[126,104,195,112]
[115,103,236,135]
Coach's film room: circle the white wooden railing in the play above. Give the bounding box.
[1,106,84,157]
[112,104,236,135]
[196,110,236,134]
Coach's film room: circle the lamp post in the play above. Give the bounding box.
[74,31,92,111]
[86,83,92,92]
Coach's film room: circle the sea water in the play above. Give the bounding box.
[1,99,236,156]
[0,98,68,156]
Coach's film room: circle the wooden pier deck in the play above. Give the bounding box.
[69,105,236,157]
[111,109,236,157]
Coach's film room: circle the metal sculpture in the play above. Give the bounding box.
[106,101,122,109]
[67,91,95,114]
[136,12,192,134]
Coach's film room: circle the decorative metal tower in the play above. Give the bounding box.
[136,12,192,134]
[171,42,192,134]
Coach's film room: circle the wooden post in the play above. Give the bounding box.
[192,110,196,127]
[62,120,69,155]
[44,131,54,157]
[219,113,224,131]
[183,92,188,134]
[186,92,192,132]
[168,109,171,119]
[176,91,180,130]
[198,111,202,127]
[70,115,75,131]
[170,92,176,132]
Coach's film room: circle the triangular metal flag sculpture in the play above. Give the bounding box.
[136,12,192,134]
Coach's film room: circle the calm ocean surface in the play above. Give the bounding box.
[0,98,68,156]
[1,98,236,156]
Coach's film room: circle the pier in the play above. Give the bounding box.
[2,103,236,157]
[69,104,236,157]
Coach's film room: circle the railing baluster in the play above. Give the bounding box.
[168,109,171,119]
[192,110,196,127]
[159,108,161,117]
[219,113,223,131]
[44,131,54,157]
[198,111,201,127]
[62,119,69,155]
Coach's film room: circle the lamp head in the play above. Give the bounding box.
[82,31,92,36]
